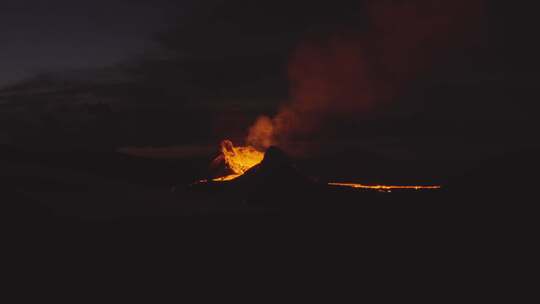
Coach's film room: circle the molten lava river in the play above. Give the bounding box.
[205,140,441,193]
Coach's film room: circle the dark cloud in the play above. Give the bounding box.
[1,0,538,152]
[0,0,189,86]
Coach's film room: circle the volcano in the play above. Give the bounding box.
[196,145,318,200]
[230,146,315,189]
[204,140,440,192]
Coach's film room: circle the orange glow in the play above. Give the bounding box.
[213,140,263,181]
[328,182,441,193]
[212,174,241,182]
[207,140,442,193]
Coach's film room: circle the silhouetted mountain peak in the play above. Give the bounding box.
[232,146,314,191]
[259,146,291,168]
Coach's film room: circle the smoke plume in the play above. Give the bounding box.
[247,0,485,150]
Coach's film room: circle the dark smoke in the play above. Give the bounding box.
[247,0,485,150]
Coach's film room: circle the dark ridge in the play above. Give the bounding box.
[233,146,315,187]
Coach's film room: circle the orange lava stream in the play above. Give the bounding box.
[212,174,241,182]
[328,182,441,192]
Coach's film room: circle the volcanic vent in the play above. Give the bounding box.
[198,140,440,194]
[207,140,313,188]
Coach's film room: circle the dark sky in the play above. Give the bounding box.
[0,0,385,88]
[1,0,538,153]
[0,0,191,86]
[1,0,534,89]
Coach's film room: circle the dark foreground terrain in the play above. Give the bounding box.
[2,144,537,222]
[2,144,536,296]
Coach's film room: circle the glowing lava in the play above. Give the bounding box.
[208,140,442,192]
[213,140,264,181]
[328,182,441,193]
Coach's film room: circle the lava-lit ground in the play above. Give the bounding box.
[2,143,538,221]
[204,140,442,194]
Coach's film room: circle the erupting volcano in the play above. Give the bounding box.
[191,0,484,194]
[202,140,441,193]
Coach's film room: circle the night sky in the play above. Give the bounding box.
[1,0,534,88]
[0,0,187,86]
[0,0,538,154]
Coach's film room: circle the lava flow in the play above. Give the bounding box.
[328,183,441,193]
[207,140,441,192]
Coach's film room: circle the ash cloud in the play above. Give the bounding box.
[247,0,486,150]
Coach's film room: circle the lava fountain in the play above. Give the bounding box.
[211,140,264,181]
